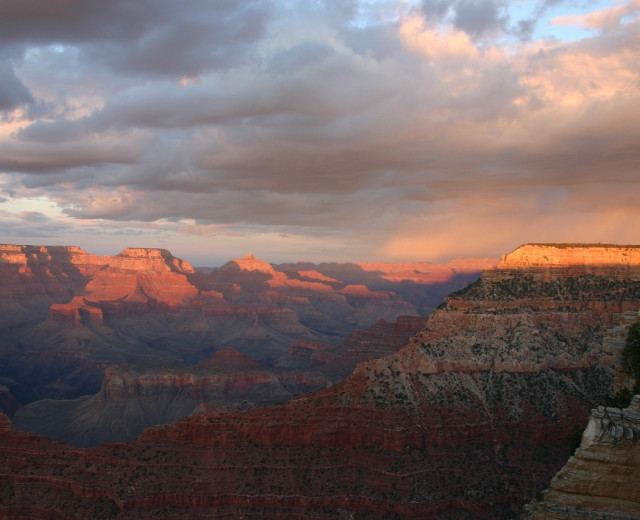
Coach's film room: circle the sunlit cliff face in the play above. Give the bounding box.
[1,1,639,264]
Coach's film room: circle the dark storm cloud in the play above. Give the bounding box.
[0,0,163,44]
[268,42,337,75]
[514,0,581,41]
[61,184,397,230]
[342,24,407,60]
[537,0,567,12]
[516,18,537,41]
[419,0,581,42]
[87,6,268,77]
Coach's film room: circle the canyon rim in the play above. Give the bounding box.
[0,243,639,518]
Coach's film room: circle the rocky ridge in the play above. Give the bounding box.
[47,247,199,325]
[12,348,327,447]
[523,396,640,519]
[275,257,496,316]
[2,244,481,414]
[0,244,104,329]
[1,244,640,518]
[12,318,425,447]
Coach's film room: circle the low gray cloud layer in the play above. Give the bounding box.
[0,0,639,264]
[0,60,33,110]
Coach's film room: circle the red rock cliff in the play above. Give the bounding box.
[0,244,105,326]
[499,244,640,278]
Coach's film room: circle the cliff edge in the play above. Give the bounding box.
[500,244,640,278]
[523,395,640,519]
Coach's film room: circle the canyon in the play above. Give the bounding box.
[0,244,486,445]
[12,317,426,447]
[0,243,639,518]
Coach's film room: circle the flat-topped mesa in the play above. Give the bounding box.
[76,249,198,309]
[0,244,105,275]
[106,247,194,274]
[0,244,194,275]
[0,244,85,262]
[220,253,276,275]
[0,245,105,310]
[500,244,640,269]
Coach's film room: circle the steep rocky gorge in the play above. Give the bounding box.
[1,244,640,518]
[0,245,482,399]
[10,321,421,447]
[0,244,474,445]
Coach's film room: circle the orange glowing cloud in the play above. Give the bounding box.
[552,0,640,31]
[399,16,479,63]
[379,193,640,263]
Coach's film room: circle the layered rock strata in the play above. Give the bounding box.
[523,396,640,519]
[501,244,640,270]
[1,244,640,518]
[276,257,495,315]
[3,245,474,411]
[0,244,104,328]
[46,247,198,324]
[12,316,425,447]
[12,348,329,447]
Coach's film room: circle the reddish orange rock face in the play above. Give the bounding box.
[499,244,640,276]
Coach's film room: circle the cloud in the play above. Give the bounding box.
[0,60,33,110]
[515,18,537,41]
[0,2,639,262]
[552,0,640,31]
[17,118,83,143]
[399,15,479,61]
[0,0,271,78]
[453,0,506,38]
[419,0,507,39]
[0,130,149,173]
[380,182,640,261]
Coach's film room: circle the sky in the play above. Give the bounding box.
[0,0,639,266]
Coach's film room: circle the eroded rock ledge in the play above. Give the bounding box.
[582,398,640,444]
[523,396,640,519]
